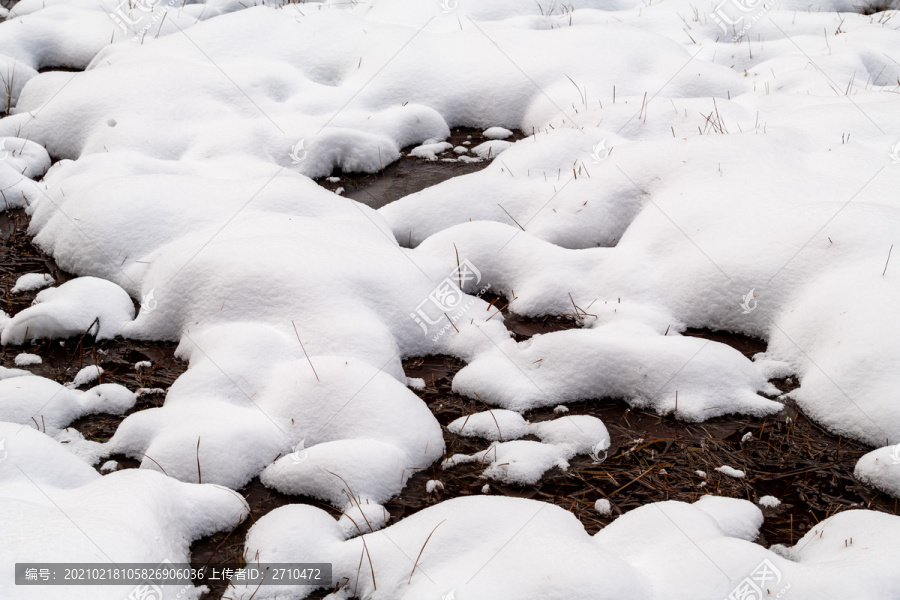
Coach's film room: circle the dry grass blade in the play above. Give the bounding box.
[408,519,447,584]
[291,319,320,382]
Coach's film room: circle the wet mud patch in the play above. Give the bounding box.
[395,325,897,548]
[315,127,526,210]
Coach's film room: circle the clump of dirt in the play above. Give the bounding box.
[315,127,526,210]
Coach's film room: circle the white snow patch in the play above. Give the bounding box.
[14,353,42,366]
[854,445,900,499]
[68,365,103,388]
[1,277,135,345]
[759,495,782,508]
[715,465,746,479]
[483,127,513,140]
[10,273,54,294]
[594,498,612,516]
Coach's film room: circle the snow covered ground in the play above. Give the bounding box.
[1,0,900,598]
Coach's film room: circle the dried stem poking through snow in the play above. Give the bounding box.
[291,320,320,382]
[408,518,447,584]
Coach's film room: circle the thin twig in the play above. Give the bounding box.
[292,320,320,382]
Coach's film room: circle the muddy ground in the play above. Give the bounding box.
[1,129,896,600]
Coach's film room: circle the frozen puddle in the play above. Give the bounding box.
[2,0,900,598]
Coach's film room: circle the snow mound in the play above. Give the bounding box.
[759,495,782,508]
[1,277,135,344]
[445,440,569,485]
[410,141,453,161]
[234,493,900,600]
[68,364,103,388]
[483,126,513,140]
[13,353,42,366]
[594,498,612,516]
[854,445,900,499]
[444,413,609,484]
[716,465,747,479]
[10,273,54,294]
[452,326,781,420]
[0,423,249,599]
[0,138,51,211]
[0,376,135,430]
[109,324,445,497]
[447,409,529,441]
[472,140,512,159]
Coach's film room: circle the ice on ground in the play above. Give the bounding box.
[854,445,900,499]
[716,465,747,479]
[426,479,444,493]
[1,277,135,344]
[100,459,118,473]
[134,360,152,371]
[68,364,103,387]
[406,376,426,390]
[13,353,42,366]
[759,495,782,508]
[0,423,249,599]
[10,273,54,293]
[0,376,134,431]
[483,126,513,140]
